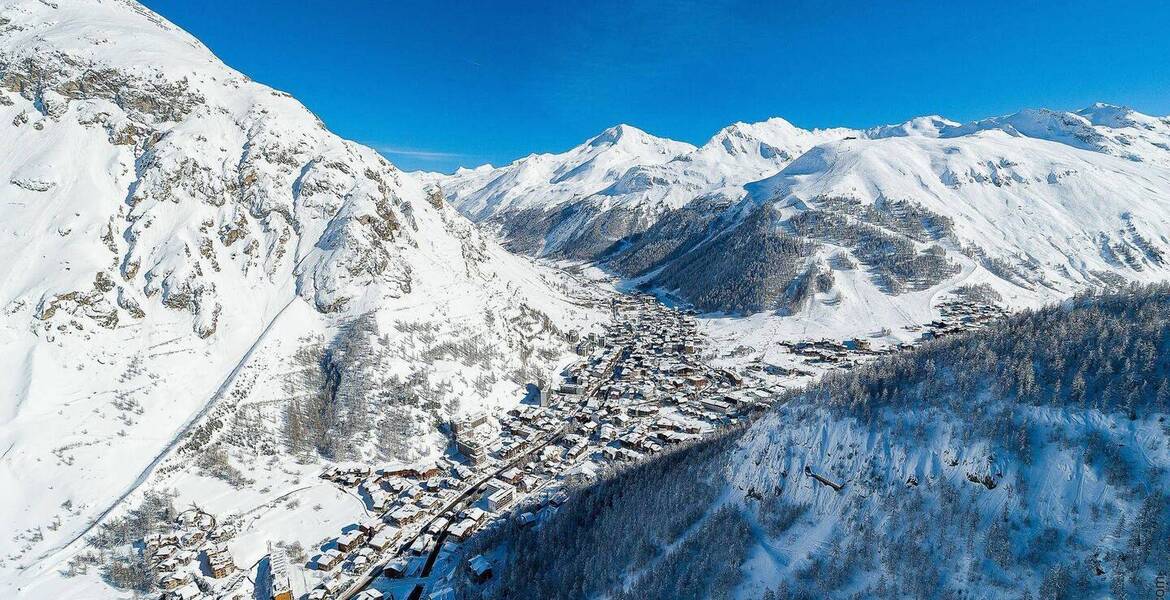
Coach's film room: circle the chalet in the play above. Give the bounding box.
[448,518,477,541]
[151,544,178,564]
[559,383,585,395]
[384,464,442,479]
[157,572,190,590]
[518,474,541,492]
[355,590,384,600]
[368,527,399,552]
[359,518,386,536]
[517,512,537,527]
[718,368,743,386]
[205,544,235,578]
[384,559,409,579]
[628,405,658,417]
[370,490,392,512]
[413,465,444,479]
[700,398,731,414]
[408,535,432,556]
[468,554,493,583]
[163,584,201,600]
[498,467,523,485]
[180,530,205,547]
[316,548,343,570]
[388,505,423,526]
[498,440,530,460]
[426,517,450,535]
[618,432,642,450]
[337,529,367,553]
[618,448,644,462]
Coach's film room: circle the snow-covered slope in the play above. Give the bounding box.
[601,105,1170,337]
[428,118,852,259]
[0,1,604,595]
[943,103,1170,168]
[435,104,1170,333]
[465,287,1170,599]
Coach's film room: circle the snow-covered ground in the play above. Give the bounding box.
[433,99,1170,335]
[0,1,608,596]
[5,1,1170,599]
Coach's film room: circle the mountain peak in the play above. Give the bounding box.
[588,123,652,147]
[1075,102,1140,127]
[866,115,960,139]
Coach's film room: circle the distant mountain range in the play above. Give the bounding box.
[431,104,1170,321]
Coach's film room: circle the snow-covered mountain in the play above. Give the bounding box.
[623,106,1170,325]
[436,103,1170,331]
[427,118,852,259]
[0,0,604,595]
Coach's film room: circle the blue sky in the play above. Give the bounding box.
[143,0,1170,173]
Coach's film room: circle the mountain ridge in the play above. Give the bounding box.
[433,103,1170,330]
[0,2,605,594]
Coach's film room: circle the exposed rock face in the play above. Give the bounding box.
[0,0,434,337]
[0,5,604,596]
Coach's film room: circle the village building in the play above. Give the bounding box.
[483,480,515,511]
[368,527,399,552]
[359,518,386,536]
[384,558,409,578]
[388,504,424,526]
[409,534,433,556]
[426,517,450,535]
[468,554,493,583]
[337,529,367,553]
[269,546,293,600]
[455,436,488,465]
[448,518,477,541]
[205,544,235,578]
[316,548,343,570]
[157,572,191,590]
[163,583,201,600]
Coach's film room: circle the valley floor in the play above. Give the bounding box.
[7,262,1007,600]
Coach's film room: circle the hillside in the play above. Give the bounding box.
[463,286,1170,599]
[436,104,1170,337]
[0,0,606,595]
